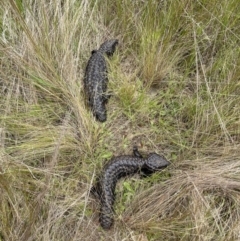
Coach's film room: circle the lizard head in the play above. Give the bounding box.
[98,39,119,56]
[145,153,170,171]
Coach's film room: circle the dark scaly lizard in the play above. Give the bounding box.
[91,147,170,230]
[83,39,118,122]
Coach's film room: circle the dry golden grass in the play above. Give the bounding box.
[1,0,240,240]
[123,149,240,240]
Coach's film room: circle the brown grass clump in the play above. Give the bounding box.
[123,148,240,240]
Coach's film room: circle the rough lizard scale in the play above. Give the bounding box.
[84,39,118,122]
[91,147,170,230]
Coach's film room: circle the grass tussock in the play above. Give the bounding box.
[123,151,240,240]
[1,0,240,240]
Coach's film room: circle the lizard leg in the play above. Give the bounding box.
[133,146,143,158]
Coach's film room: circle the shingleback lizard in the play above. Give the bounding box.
[91,147,170,229]
[83,39,118,122]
